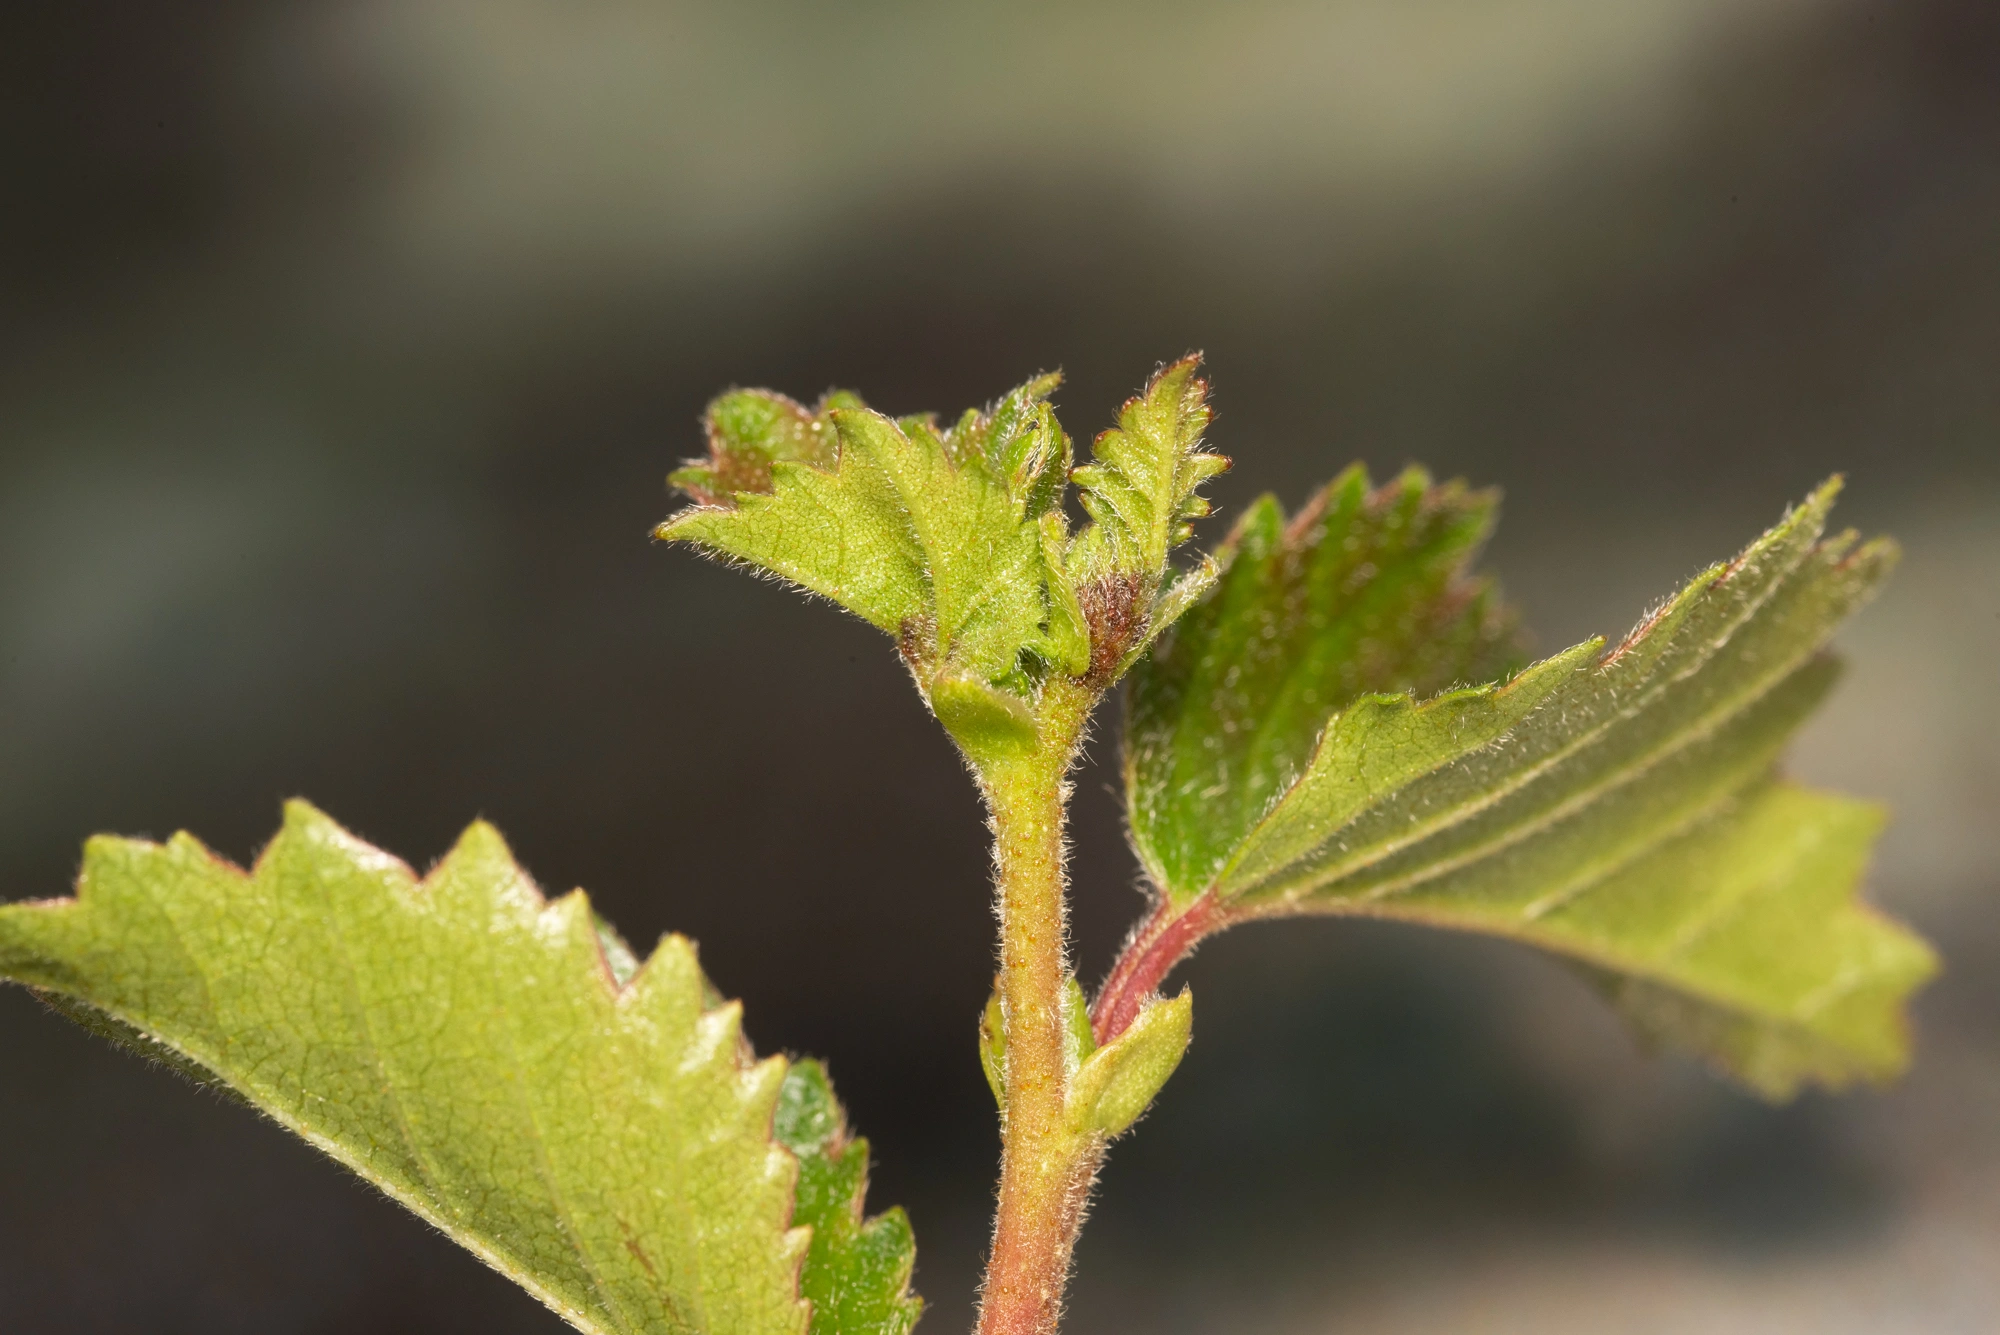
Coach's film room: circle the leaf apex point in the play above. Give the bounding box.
[280,797,331,826]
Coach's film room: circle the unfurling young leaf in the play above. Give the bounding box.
[1117,473,1934,1097]
[657,360,1232,766]
[1063,355,1231,685]
[0,803,918,1335]
[669,389,847,506]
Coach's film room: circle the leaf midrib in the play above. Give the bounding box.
[1234,787,1866,1041]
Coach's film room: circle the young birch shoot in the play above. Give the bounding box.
[1,357,1934,1335]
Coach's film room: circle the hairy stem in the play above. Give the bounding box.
[976,676,1098,1335]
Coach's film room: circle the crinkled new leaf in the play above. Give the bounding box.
[658,381,1057,757]
[658,363,1233,748]
[0,803,918,1335]
[1069,356,1229,579]
[1126,475,1935,1097]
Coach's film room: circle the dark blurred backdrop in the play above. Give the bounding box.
[3,2,1997,1331]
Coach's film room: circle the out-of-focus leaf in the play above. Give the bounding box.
[979,976,1095,1111]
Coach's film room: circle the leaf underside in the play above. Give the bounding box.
[1126,474,1936,1098]
[0,803,918,1335]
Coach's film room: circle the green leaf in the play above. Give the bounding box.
[1052,355,1230,687]
[1126,465,1521,902]
[1124,478,1936,1096]
[0,802,919,1335]
[939,371,1070,520]
[660,406,930,637]
[1065,988,1192,1138]
[831,407,1046,684]
[775,1063,923,1335]
[1070,355,1228,579]
[669,389,845,507]
[659,377,1067,758]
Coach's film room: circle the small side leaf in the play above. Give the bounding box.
[1066,989,1192,1138]
[978,976,1095,1111]
[930,673,1039,767]
[775,1062,923,1335]
[0,803,921,1335]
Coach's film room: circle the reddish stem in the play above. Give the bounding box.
[1091,891,1227,1046]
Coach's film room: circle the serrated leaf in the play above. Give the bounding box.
[1127,465,1521,902]
[940,371,1070,520]
[1070,355,1228,577]
[1124,478,1937,1096]
[1033,512,1092,679]
[0,802,919,1335]
[659,378,1064,757]
[775,1063,922,1335]
[831,407,1045,684]
[662,418,929,635]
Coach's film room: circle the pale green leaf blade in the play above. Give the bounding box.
[834,407,1046,682]
[1557,779,1931,1097]
[775,1063,922,1335]
[1125,465,1521,903]
[660,442,928,634]
[0,803,918,1335]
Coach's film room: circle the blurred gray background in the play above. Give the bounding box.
[2,1,1997,1331]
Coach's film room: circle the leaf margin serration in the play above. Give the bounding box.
[0,801,920,1335]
